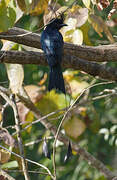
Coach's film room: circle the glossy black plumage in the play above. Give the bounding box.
[40,18,67,94]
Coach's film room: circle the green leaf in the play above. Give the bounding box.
[0,0,10,32]
[1,161,18,169]
[8,7,16,27]
[0,0,16,32]
[37,90,70,122]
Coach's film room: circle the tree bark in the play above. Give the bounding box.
[0,27,117,62]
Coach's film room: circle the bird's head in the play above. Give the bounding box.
[47,17,67,30]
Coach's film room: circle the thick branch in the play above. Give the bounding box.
[0,50,117,81]
[0,27,117,62]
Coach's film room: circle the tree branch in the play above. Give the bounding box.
[0,168,15,180]
[0,50,117,81]
[0,27,117,62]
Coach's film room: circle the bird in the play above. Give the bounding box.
[40,17,67,94]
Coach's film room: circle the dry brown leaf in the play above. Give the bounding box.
[63,116,86,139]
[68,6,88,27]
[89,14,115,43]
[17,85,44,122]
[0,128,17,147]
[0,149,11,164]
[43,3,61,25]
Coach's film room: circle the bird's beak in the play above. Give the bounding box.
[61,23,68,27]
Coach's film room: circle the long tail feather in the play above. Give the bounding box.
[48,65,65,94]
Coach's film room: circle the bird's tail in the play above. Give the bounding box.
[48,64,65,94]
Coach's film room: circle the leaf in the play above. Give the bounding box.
[30,0,49,15]
[5,0,10,6]
[42,138,51,159]
[82,0,90,8]
[80,21,92,45]
[99,128,109,134]
[89,14,115,43]
[5,64,24,94]
[64,141,72,162]
[0,0,16,32]
[63,70,89,98]
[76,8,89,27]
[63,116,86,140]
[43,3,61,25]
[72,29,83,45]
[0,0,10,32]
[1,41,24,94]
[68,6,88,27]
[110,125,117,134]
[17,85,43,131]
[16,0,27,12]
[0,128,17,147]
[0,149,11,164]
[91,0,96,4]
[1,161,18,169]
[69,80,89,98]
[7,7,16,27]
[37,90,69,121]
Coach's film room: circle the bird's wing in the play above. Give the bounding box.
[41,30,63,67]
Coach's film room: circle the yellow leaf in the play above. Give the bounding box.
[0,149,11,164]
[82,0,90,8]
[5,0,10,6]
[63,116,86,140]
[16,0,27,12]
[6,64,24,94]
[69,78,88,98]
[30,0,49,15]
[37,90,69,122]
[80,21,92,45]
[2,41,24,94]
[72,29,83,45]
[63,70,79,81]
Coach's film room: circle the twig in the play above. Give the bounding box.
[13,107,66,136]
[6,169,49,175]
[0,168,15,180]
[0,91,30,180]
[0,145,54,179]
[25,136,54,146]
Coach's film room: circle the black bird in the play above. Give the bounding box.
[40,17,67,94]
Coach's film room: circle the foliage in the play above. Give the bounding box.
[0,0,117,180]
